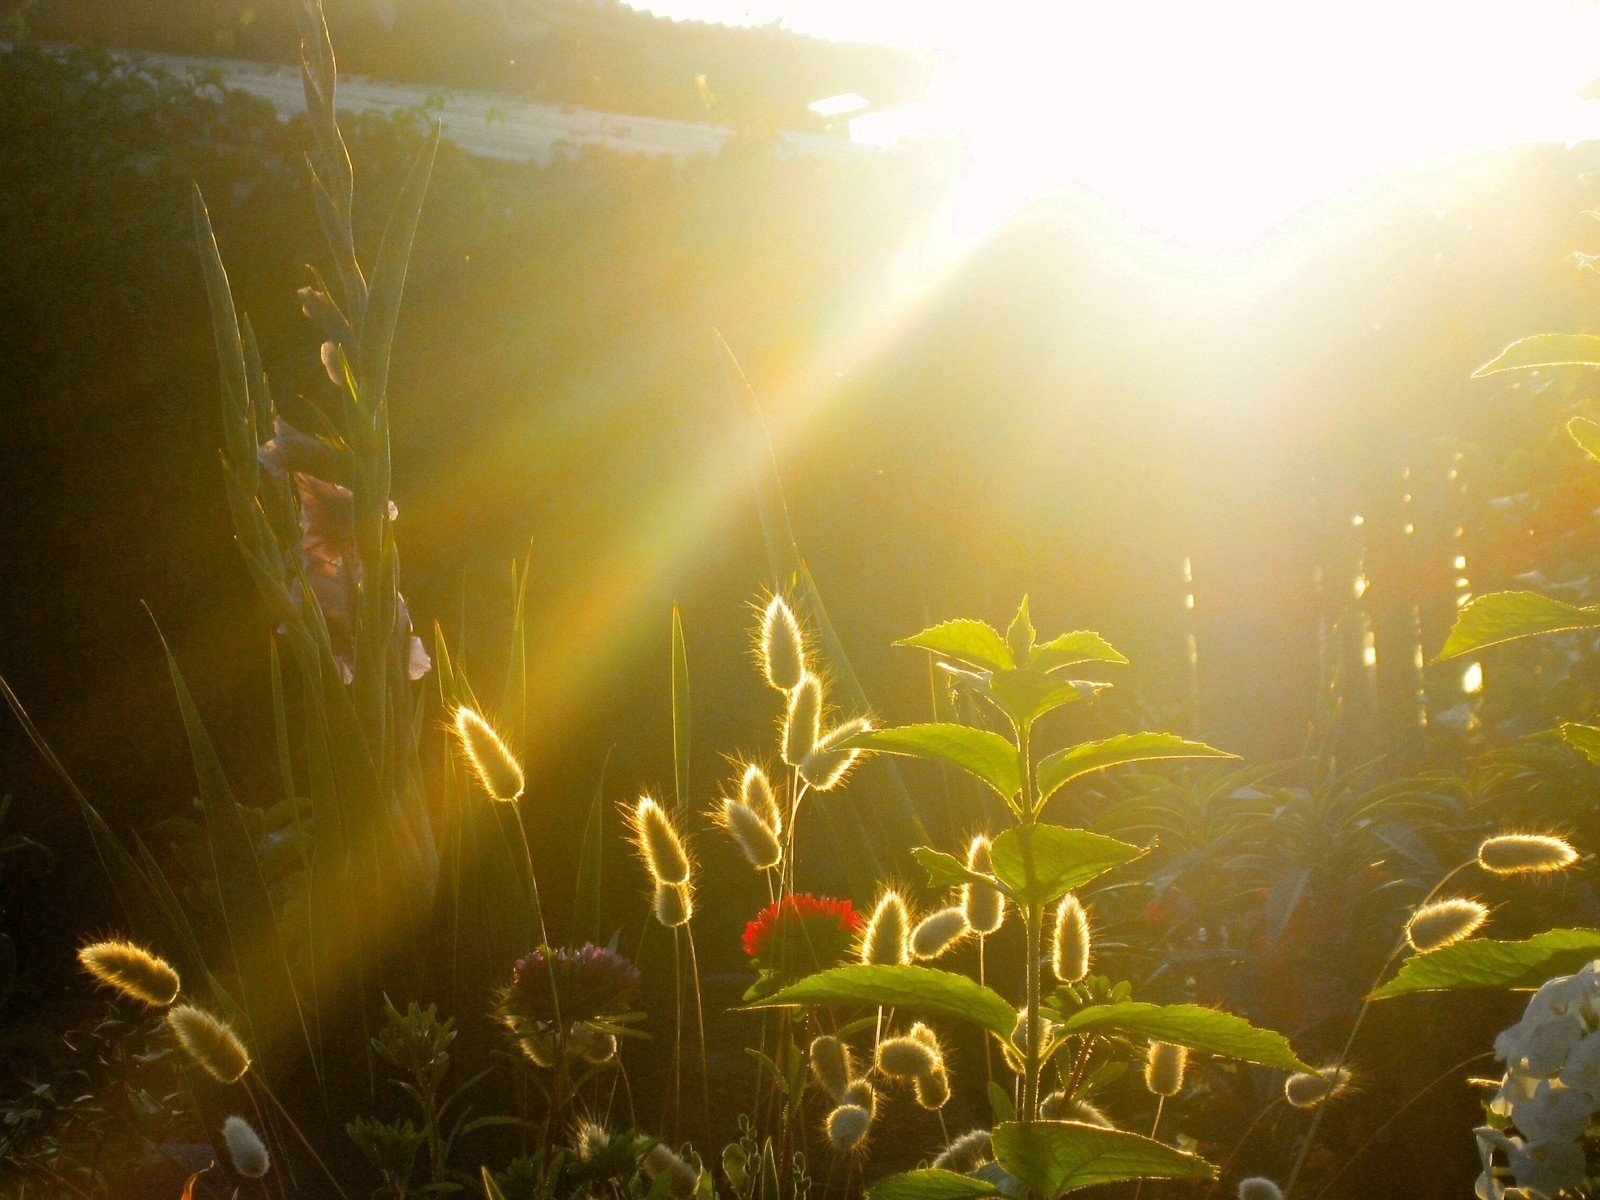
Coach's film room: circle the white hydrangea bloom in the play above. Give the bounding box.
[1508,1137,1587,1197]
[1510,1080,1592,1143]
[1561,1030,1600,1100]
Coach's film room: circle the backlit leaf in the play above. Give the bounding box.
[869,1171,997,1200]
[992,1122,1213,1197]
[1037,734,1235,804]
[1045,1002,1311,1071]
[898,619,1014,673]
[990,825,1144,906]
[841,724,1020,801]
[1370,930,1600,999]
[746,964,1015,1037]
[1473,333,1600,376]
[1437,591,1600,659]
[1029,631,1128,674]
[1569,416,1600,464]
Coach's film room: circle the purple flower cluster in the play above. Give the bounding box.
[508,943,641,1024]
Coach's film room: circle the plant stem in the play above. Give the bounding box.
[1017,721,1044,1126]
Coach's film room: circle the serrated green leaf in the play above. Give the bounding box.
[745,964,1015,1037]
[841,724,1020,801]
[1006,597,1035,667]
[1044,1002,1310,1071]
[1562,723,1600,768]
[913,846,985,889]
[869,1171,997,1200]
[991,1122,1214,1197]
[1037,734,1235,804]
[1437,591,1600,659]
[898,619,1014,673]
[1570,417,1600,464]
[1371,930,1600,999]
[984,670,1101,729]
[989,1080,1016,1124]
[1473,333,1600,376]
[1029,632,1128,674]
[990,825,1144,906]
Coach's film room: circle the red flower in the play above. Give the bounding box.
[742,894,860,976]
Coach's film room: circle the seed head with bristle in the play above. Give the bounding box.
[783,675,822,767]
[961,835,1005,936]
[740,764,783,836]
[801,718,870,792]
[168,1004,250,1083]
[1284,1065,1351,1109]
[1405,898,1488,952]
[1009,1007,1052,1058]
[719,798,782,870]
[911,907,970,960]
[1477,833,1578,875]
[862,891,911,966]
[842,1079,875,1110]
[915,1066,951,1110]
[574,1120,611,1163]
[454,707,524,802]
[932,1129,992,1173]
[1040,1092,1114,1128]
[78,939,180,1007]
[1051,894,1091,983]
[631,796,691,885]
[1238,1178,1284,1200]
[1144,1041,1187,1097]
[759,596,808,693]
[644,1143,699,1197]
[826,1103,871,1153]
[877,1035,938,1078]
[653,881,693,928]
[223,1115,270,1178]
[809,1035,853,1101]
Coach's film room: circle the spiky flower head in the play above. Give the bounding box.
[78,939,180,1007]
[877,1035,938,1078]
[826,1103,871,1153]
[653,881,694,928]
[740,764,783,835]
[742,894,860,977]
[1477,833,1578,876]
[861,891,911,966]
[783,674,823,767]
[629,795,692,885]
[575,1120,611,1163]
[1238,1178,1284,1200]
[1051,894,1091,984]
[1143,1041,1187,1098]
[168,1005,250,1083]
[962,835,1005,936]
[454,707,524,802]
[932,1129,992,1173]
[760,596,808,693]
[915,1066,951,1110]
[1405,898,1488,952]
[1284,1065,1351,1109]
[809,1035,853,1102]
[911,907,970,960]
[718,798,782,870]
[223,1115,270,1178]
[801,717,870,792]
[505,943,641,1025]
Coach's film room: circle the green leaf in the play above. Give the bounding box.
[913,846,989,890]
[745,964,1016,1037]
[984,671,1103,729]
[1006,597,1036,667]
[991,1122,1213,1197]
[898,619,1014,673]
[1563,723,1600,768]
[671,605,690,809]
[482,1166,509,1200]
[869,1171,997,1200]
[1570,416,1600,464]
[990,826,1144,906]
[1046,1002,1311,1071]
[1029,632,1128,674]
[1371,930,1600,999]
[988,1080,1016,1125]
[1437,591,1600,659]
[841,724,1020,801]
[1037,733,1236,804]
[1473,333,1600,376]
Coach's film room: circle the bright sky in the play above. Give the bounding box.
[635,0,1600,248]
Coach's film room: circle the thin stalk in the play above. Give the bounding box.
[670,926,684,1144]
[1016,721,1044,1125]
[252,1076,353,1200]
[1131,1097,1166,1200]
[686,924,713,1133]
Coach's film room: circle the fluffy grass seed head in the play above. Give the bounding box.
[783,674,823,767]
[759,595,808,693]
[800,717,870,792]
[877,1035,938,1078]
[1041,1092,1114,1128]
[842,1078,875,1110]
[740,763,783,836]
[644,1143,699,1197]
[932,1129,992,1173]
[826,1103,872,1153]
[575,1120,611,1163]
[630,795,692,886]
[653,880,694,928]
[78,939,180,1006]
[1238,1179,1284,1200]
[961,835,1005,935]
[454,707,525,802]
[1284,1065,1351,1109]
[915,1066,951,1110]
[1009,1007,1053,1059]
[1051,894,1091,984]
[809,1035,853,1101]
[862,891,911,966]
[1405,897,1489,953]
[911,906,970,960]
[223,1115,270,1178]
[718,798,782,870]
[168,1004,250,1083]
[1144,1041,1187,1097]
[1478,833,1579,876]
